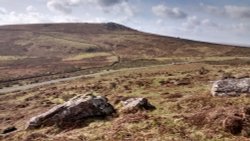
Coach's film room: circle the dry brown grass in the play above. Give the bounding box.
[1,22,250,141]
[1,62,250,140]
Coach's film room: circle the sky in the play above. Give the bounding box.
[0,0,250,46]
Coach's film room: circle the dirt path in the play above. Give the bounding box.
[0,62,190,94]
[0,70,109,94]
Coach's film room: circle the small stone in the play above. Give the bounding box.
[173,78,191,86]
[223,116,243,135]
[243,106,250,115]
[1,126,17,134]
[197,67,209,75]
[121,98,156,113]
[220,72,234,80]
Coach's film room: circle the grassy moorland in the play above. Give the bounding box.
[1,23,250,141]
[1,60,250,140]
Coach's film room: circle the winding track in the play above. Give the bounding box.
[0,62,190,94]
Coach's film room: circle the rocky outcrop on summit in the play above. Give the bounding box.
[26,95,115,129]
[211,78,250,96]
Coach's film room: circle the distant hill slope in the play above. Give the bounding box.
[0,22,249,58]
[0,22,250,82]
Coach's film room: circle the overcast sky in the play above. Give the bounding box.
[0,0,250,46]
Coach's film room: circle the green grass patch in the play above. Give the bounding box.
[63,52,113,61]
[0,55,28,61]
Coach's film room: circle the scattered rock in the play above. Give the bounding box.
[223,116,243,135]
[211,78,250,96]
[159,80,167,85]
[120,98,156,113]
[26,94,115,129]
[24,133,48,141]
[109,82,117,89]
[16,103,29,108]
[197,67,209,75]
[173,78,191,86]
[111,96,132,105]
[188,106,250,136]
[123,85,131,91]
[165,93,183,99]
[1,126,17,134]
[243,106,250,116]
[220,72,234,79]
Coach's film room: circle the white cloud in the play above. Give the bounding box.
[181,16,222,33]
[106,1,134,15]
[0,7,86,25]
[0,11,46,25]
[26,5,37,12]
[96,0,126,7]
[45,0,135,23]
[182,16,200,29]
[231,23,250,33]
[0,7,7,15]
[152,4,187,19]
[156,19,163,25]
[47,0,74,14]
[96,1,136,23]
[224,5,250,19]
[201,19,218,27]
[201,4,250,20]
[200,3,223,15]
[0,0,135,25]
[46,0,129,14]
[46,0,84,14]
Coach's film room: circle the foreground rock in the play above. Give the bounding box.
[121,98,156,113]
[26,95,115,129]
[211,78,250,96]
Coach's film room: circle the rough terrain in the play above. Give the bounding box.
[1,23,250,141]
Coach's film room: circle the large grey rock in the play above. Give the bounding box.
[26,95,115,129]
[121,98,156,113]
[211,78,250,96]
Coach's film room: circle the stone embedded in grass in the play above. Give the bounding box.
[220,72,234,80]
[1,126,17,134]
[120,98,156,113]
[26,94,115,129]
[197,67,209,75]
[223,116,243,135]
[109,82,117,89]
[172,78,191,86]
[211,78,250,96]
[188,106,250,136]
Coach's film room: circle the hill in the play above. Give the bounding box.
[0,22,250,84]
